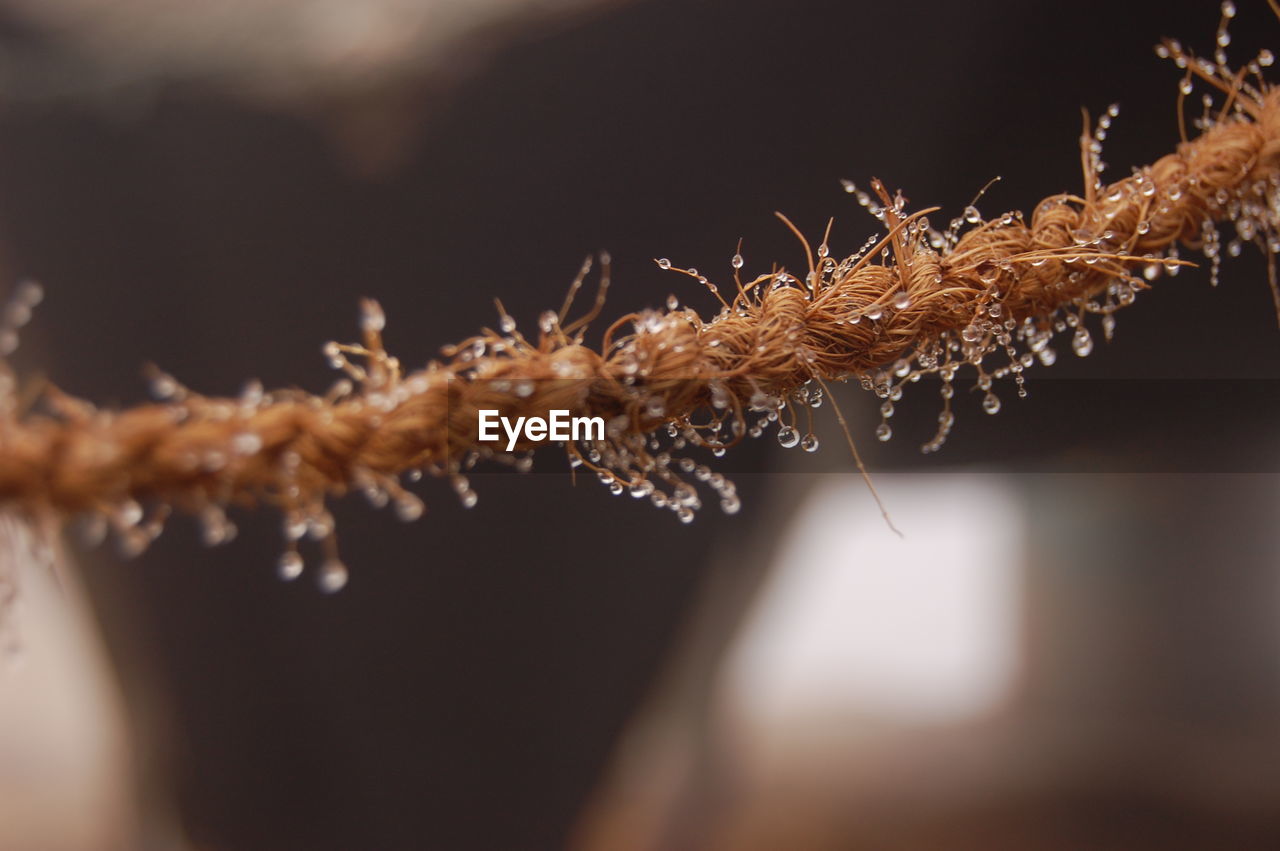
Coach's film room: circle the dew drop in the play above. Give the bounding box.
[317,559,349,593]
[731,253,744,269]
[283,511,307,541]
[656,258,672,269]
[777,426,800,448]
[119,499,143,527]
[278,550,304,581]
[892,291,912,310]
[982,392,1001,415]
[149,373,179,400]
[1102,314,1117,341]
[629,479,655,499]
[875,422,892,442]
[1072,327,1094,357]
[800,433,820,452]
[306,511,334,540]
[232,432,262,455]
[360,300,386,333]
[394,493,425,522]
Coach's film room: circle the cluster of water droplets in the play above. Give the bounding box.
[73,297,472,593]
[17,4,1280,591]
[1153,9,1280,297]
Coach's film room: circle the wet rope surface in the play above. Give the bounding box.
[0,28,1276,588]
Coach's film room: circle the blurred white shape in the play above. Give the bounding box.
[723,473,1023,726]
[0,512,138,851]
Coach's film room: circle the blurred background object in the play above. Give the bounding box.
[0,0,626,170]
[0,510,147,851]
[576,472,1280,850]
[0,0,1278,849]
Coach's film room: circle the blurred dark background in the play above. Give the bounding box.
[0,0,1277,849]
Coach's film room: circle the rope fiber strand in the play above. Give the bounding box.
[0,21,1277,589]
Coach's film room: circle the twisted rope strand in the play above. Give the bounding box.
[0,35,1276,586]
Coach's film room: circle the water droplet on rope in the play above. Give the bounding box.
[394,493,425,522]
[318,559,349,593]
[283,512,307,541]
[360,300,385,333]
[149,372,179,400]
[232,433,262,455]
[1102,314,1117,341]
[278,550,304,581]
[119,499,143,527]
[1072,327,1094,357]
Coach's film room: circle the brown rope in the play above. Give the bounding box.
[0,38,1276,583]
